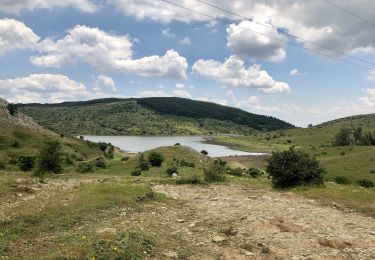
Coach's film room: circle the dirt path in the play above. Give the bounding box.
[152,184,375,260]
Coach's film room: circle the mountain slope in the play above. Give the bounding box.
[0,98,102,166]
[17,97,294,135]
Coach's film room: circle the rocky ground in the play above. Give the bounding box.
[1,177,374,259]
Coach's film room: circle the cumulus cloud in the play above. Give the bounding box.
[359,88,375,108]
[93,75,116,92]
[289,69,300,76]
[227,21,287,62]
[368,70,375,81]
[0,19,40,55]
[0,0,97,14]
[0,74,92,103]
[173,89,192,99]
[138,90,170,98]
[175,83,184,89]
[162,28,176,39]
[192,56,290,93]
[107,0,375,56]
[30,25,188,79]
[179,36,192,45]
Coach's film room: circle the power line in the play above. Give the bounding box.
[194,0,375,67]
[320,0,375,28]
[158,0,373,71]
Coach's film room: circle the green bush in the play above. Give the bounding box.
[246,167,264,178]
[11,140,19,148]
[17,155,36,171]
[357,179,374,188]
[121,156,129,161]
[228,167,244,176]
[333,128,352,146]
[77,162,94,173]
[179,159,195,167]
[266,147,325,188]
[0,162,5,170]
[94,157,107,169]
[131,169,142,176]
[200,150,208,156]
[166,166,178,176]
[147,151,164,167]
[7,103,17,116]
[35,140,63,176]
[204,162,226,182]
[138,153,150,171]
[176,174,204,185]
[104,145,114,159]
[334,176,351,185]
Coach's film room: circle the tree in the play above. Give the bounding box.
[266,147,325,188]
[204,161,226,182]
[18,155,35,171]
[333,128,352,146]
[200,150,208,156]
[7,103,17,116]
[147,151,164,167]
[138,153,150,170]
[35,140,63,176]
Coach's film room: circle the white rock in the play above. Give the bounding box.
[212,236,227,243]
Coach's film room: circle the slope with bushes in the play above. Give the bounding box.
[17,97,294,135]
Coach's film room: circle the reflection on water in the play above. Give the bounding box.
[83,136,266,157]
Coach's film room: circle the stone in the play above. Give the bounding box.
[176,219,185,223]
[96,227,117,235]
[164,251,178,259]
[212,235,227,243]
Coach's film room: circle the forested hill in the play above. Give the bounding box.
[17,97,294,135]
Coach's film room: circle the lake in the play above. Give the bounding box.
[82,136,266,157]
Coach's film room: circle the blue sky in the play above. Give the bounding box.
[1,0,375,126]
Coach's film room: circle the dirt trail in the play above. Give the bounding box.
[153,184,375,260]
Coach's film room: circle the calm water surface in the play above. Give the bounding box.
[83,136,265,157]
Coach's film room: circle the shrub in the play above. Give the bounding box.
[98,142,108,152]
[94,157,107,169]
[11,140,19,148]
[131,169,142,176]
[204,162,226,182]
[121,156,129,161]
[214,159,227,167]
[357,179,374,188]
[228,167,244,176]
[200,150,208,156]
[333,128,352,146]
[179,159,195,167]
[246,167,264,178]
[77,162,94,173]
[166,166,178,177]
[138,153,150,171]
[0,162,5,170]
[266,147,325,188]
[35,140,63,176]
[334,176,351,185]
[104,145,114,159]
[340,152,346,156]
[17,155,36,171]
[7,103,17,116]
[148,151,164,167]
[176,174,204,185]
[174,143,180,146]
[370,170,375,174]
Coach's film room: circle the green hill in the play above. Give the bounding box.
[17,97,293,135]
[0,98,103,168]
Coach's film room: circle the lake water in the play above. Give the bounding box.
[82,136,265,157]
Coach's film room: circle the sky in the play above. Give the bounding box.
[1,0,375,126]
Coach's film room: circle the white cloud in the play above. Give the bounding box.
[368,70,375,81]
[212,99,228,106]
[175,83,184,89]
[0,19,40,55]
[0,0,97,14]
[289,69,300,76]
[30,25,188,79]
[192,55,290,93]
[107,0,375,56]
[138,90,170,98]
[0,74,92,103]
[162,28,176,39]
[359,88,375,108]
[227,21,287,62]
[93,75,116,92]
[225,90,237,103]
[173,89,192,99]
[179,36,192,45]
